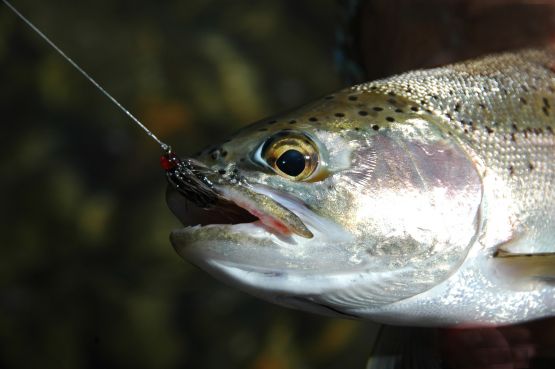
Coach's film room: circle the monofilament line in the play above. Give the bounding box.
[2,0,170,152]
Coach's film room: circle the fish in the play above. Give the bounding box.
[165,48,555,327]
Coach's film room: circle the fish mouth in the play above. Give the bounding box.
[163,152,312,238]
[166,187,259,229]
[166,183,313,239]
[168,182,352,269]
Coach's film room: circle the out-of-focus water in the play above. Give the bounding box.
[1,1,555,368]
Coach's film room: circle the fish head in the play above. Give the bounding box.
[168,88,483,319]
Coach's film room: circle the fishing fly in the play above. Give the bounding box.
[1,0,216,208]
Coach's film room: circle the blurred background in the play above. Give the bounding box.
[0,1,379,368]
[3,0,555,368]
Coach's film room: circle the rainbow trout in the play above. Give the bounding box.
[166,49,555,326]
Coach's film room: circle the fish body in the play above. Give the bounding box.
[168,49,555,326]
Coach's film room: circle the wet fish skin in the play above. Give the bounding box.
[168,48,555,326]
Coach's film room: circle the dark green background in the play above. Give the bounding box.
[0,1,378,368]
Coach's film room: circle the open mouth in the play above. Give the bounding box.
[167,188,258,226]
[166,185,313,238]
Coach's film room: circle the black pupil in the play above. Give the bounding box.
[276,149,306,177]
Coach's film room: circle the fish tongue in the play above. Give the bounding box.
[219,186,313,239]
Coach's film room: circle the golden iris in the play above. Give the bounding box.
[262,133,319,181]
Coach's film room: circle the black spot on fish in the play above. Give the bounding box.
[218,169,226,175]
[509,165,515,176]
[387,98,397,105]
[373,107,383,112]
[348,95,358,101]
[520,97,528,105]
[454,103,461,112]
[410,106,418,112]
[511,133,516,142]
[512,124,519,132]
[268,120,278,125]
[388,91,396,97]
[386,117,395,122]
[221,150,228,158]
[543,107,550,116]
[354,127,360,131]
[372,124,380,131]
[309,117,318,122]
[395,108,403,113]
[543,97,550,108]
[289,120,297,124]
[479,103,486,109]
[529,162,535,171]
[334,113,345,118]
[521,85,529,93]
[547,126,554,134]
[358,110,368,116]
[486,126,494,134]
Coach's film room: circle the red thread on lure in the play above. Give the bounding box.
[160,153,179,171]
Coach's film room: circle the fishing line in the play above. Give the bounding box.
[2,0,171,152]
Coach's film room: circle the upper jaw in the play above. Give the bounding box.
[215,184,313,238]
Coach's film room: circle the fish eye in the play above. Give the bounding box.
[260,132,319,181]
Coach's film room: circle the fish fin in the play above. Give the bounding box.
[493,249,555,282]
[366,325,442,369]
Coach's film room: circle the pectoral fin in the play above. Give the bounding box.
[493,249,555,282]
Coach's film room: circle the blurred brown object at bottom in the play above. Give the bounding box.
[439,317,555,369]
